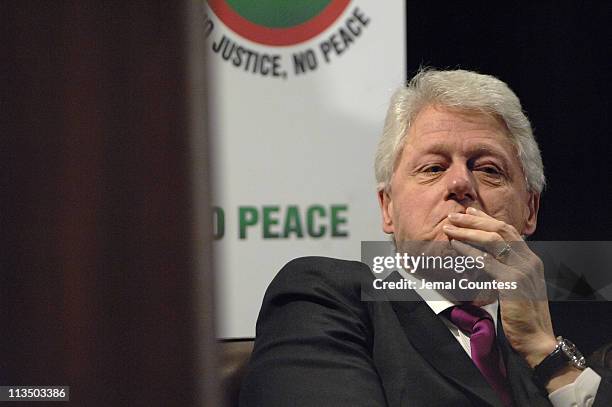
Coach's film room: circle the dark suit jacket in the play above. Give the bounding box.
[240,257,612,406]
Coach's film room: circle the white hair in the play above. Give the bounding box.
[375,68,545,193]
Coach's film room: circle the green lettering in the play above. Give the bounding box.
[331,204,348,237]
[307,205,326,238]
[283,205,304,238]
[262,206,280,238]
[212,206,225,240]
[239,206,258,239]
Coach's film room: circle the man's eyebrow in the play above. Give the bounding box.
[415,143,513,164]
[468,145,512,165]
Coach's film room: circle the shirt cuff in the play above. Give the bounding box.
[548,368,601,407]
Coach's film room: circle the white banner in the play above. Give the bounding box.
[203,0,405,338]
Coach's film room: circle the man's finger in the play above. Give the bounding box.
[443,224,501,242]
[450,239,504,280]
[460,208,530,256]
[448,212,506,233]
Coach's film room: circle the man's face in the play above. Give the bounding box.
[378,104,540,241]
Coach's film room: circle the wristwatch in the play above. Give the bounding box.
[533,336,587,389]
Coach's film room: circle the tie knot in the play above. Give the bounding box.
[446,304,493,335]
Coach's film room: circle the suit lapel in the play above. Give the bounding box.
[497,313,552,406]
[391,299,504,407]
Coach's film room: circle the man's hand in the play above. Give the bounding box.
[443,207,582,392]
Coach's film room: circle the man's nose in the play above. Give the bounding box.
[444,165,476,204]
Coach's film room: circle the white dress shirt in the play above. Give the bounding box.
[400,271,601,406]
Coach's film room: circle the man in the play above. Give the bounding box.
[239,69,611,406]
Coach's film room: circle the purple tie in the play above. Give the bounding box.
[447,305,513,407]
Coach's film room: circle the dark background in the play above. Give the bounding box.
[406,1,611,241]
[2,2,217,405]
[405,1,611,354]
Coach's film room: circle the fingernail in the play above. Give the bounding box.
[443,225,456,231]
[466,207,478,214]
[448,213,461,220]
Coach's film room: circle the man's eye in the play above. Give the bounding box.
[423,165,445,173]
[478,166,501,175]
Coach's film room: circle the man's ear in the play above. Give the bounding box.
[522,191,540,237]
[377,188,395,234]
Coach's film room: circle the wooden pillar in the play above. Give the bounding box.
[3,1,217,405]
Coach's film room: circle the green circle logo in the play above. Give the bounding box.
[208,0,352,46]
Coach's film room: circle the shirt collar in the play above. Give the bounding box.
[398,269,499,330]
